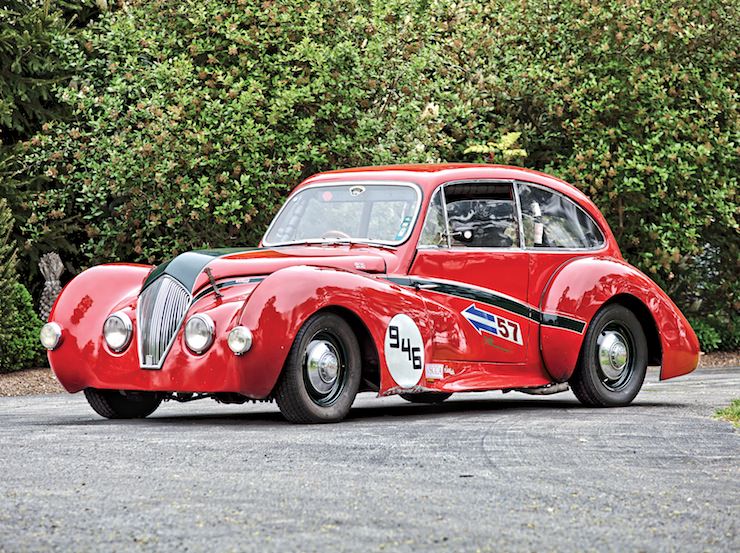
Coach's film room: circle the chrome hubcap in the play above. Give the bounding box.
[597,325,632,389]
[305,339,341,396]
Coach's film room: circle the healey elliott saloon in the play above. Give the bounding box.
[41,165,699,423]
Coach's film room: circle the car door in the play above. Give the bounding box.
[408,181,531,364]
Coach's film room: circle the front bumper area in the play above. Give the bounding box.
[50,332,274,398]
[48,278,275,398]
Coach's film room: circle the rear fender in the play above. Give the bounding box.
[237,265,431,396]
[540,257,699,381]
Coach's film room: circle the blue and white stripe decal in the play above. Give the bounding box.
[462,303,524,345]
[386,276,586,334]
[463,304,499,333]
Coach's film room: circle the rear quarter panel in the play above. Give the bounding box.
[540,256,699,381]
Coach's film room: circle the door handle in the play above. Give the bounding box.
[414,282,438,290]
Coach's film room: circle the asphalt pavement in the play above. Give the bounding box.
[0,366,737,552]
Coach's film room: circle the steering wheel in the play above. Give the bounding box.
[321,230,352,240]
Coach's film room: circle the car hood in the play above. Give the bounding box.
[141,246,390,294]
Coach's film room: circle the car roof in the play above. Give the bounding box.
[300,163,596,212]
[286,164,618,256]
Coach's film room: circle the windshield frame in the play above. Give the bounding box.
[261,180,424,248]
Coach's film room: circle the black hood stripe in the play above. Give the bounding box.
[386,276,586,334]
[142,248,259,292]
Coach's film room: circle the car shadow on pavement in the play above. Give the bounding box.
[51,396,682,427]
[345,397,681,421]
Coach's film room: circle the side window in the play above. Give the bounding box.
[418,189,448,247]
[518,183,604,249]
[445,183,519,248]
[419,183,519,248]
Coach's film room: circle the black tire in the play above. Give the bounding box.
[274,312,361,423]
[569,304,648,407]
[399,392,452,404]
[84,389,162,419]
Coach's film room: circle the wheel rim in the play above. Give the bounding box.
[303,332,346,406]
[596,323,634,391]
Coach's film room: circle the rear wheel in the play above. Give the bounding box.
[84,389,162,419]
[569,304,648,407]
[274,312,361,423]
[400,392,452,404]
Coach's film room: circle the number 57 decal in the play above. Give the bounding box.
[462,304,523,346]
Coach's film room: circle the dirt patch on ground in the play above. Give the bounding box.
[699,351,740,368]
[1,351,737,397]
[0,368,64,397]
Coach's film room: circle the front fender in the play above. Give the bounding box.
[539,257,699,381]
[237,265,431,396]
[47,263,153,392]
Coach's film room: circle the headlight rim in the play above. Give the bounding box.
[103,311,133,353]
[40,322,63,351]
[184,313,215,354]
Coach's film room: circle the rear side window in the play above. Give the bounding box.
[518,183,604,249]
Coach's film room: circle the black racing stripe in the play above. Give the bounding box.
[540,314,586,333]
[387,276,585,333]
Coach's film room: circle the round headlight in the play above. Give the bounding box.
[40,322,63,350]
[227,326,253,355]
[184,314,214,354]
[103,311,133,352]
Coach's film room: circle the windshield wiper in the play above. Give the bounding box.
[272,240,397,251]
[322,239,398,252]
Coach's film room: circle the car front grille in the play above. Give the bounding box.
[137,275,191,369]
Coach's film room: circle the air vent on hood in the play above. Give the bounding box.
[137,275,191,369]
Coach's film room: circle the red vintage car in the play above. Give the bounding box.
[41,164,699,423]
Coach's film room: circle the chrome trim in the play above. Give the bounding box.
[598,330,629,380]
[596,323,634,390]
[415,178,608,253]
[512,181,526,249]
[103,311,133,352]
[136,275,192,369]
[439,185,452,249]
[184,313,215,354]
[417,186,450,249]
[261,180,423,247]
[305,339,340,395]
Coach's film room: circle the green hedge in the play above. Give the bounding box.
[8,0,739,350]
[0,198,44,372]
[0,282,46,373]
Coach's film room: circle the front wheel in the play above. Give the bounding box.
[569,304,648,407]
[274,312,361,423]
[84,389,162,419]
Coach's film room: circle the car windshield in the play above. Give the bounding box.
[263,184,420,246]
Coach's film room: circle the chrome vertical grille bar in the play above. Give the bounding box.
[137,275,191,369]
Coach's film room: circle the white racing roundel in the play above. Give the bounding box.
[384,314,425,388]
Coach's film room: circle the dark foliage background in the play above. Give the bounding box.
[1,0,738,352]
